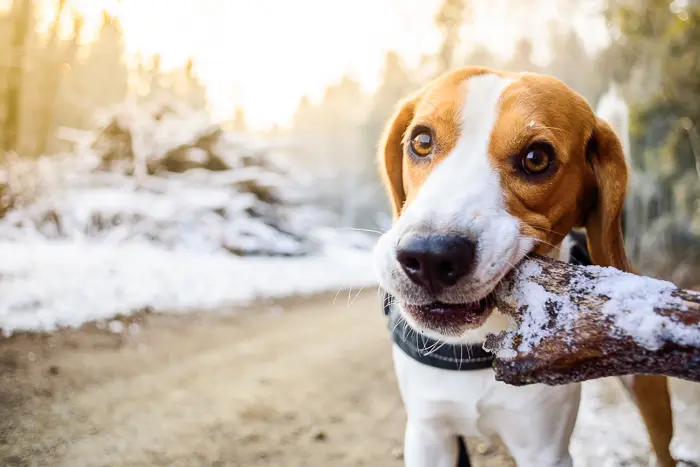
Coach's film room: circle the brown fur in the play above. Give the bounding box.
[379,67,492,217]
[377,66,676,466]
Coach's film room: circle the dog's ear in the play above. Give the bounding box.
[378,93,420,219]
[584,117,631,271]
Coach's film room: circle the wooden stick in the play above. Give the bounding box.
[485,254,700,386]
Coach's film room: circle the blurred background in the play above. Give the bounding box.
[2,0,699,287]
[1,0,700,466]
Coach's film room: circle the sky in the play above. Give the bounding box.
[29,0,609,130]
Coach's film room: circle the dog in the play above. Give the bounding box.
[373,67,676,467]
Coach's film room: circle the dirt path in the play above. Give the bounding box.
[0,291,512,467]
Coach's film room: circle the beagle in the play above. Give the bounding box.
[373,67,676,467]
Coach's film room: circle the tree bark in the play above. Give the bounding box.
[35,4,82,156]
[3,0,32,153]
[486,254,700,386]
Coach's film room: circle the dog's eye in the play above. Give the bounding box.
[520,145,553,175]
[409,129,434,158]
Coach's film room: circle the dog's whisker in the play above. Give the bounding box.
[336,227,385,236]
[391,314,406,334]
[421,335,438,354]
[332,286,344,306]
[535,125,572,134]
[516,235,561,251]
[423,338,448,356]
[434,340,449,354]
[422,339,437,354]
[422,340,438,355]
[421,334,429,353]
[348,285,365,308]
[332,272,370,307]
[519,221,564,236]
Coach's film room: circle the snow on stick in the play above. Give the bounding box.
[485,254,700,386]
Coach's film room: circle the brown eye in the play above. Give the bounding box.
[520,147,552,175]
[409,130,434,158]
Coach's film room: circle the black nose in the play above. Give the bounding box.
[396,233,477,295]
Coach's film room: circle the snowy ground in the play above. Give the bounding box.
[572,378,700,466]
[0,108,381,335]
[0,239,377,336]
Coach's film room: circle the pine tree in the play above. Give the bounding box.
[502,38,538,73]
[231,106,248,133]
[2,0,32,152]
[81,12,128,109]
[435,0,471,74]
[605,0,700,282]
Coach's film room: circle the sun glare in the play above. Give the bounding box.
[53,0,606,130]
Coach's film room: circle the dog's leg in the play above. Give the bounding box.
[403,421,458,467]
[620,375,676,467]
[491,385,580,467]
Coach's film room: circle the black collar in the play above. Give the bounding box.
[382,291,494,371]
[382,230,594,372]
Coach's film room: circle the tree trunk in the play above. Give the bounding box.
[3,0,32,153]
[35,3,82,156]
[486,254,700,386]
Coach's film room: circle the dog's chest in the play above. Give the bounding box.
[391,343,568,437]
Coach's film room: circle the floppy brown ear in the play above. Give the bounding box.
[587,120,676,467]
[378,94,420,219]
[584,117,631,271]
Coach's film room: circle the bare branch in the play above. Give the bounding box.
[486,254,700,386]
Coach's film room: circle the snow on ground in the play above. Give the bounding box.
[572,377,700,466]
[0,102,381,335]
[0,238,377,336]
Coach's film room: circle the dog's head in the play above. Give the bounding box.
[373,67,630,343]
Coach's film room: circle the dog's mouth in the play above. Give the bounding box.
[401,292,496,333]
[395,245,531,337]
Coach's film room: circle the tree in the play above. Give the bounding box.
[463,44,498,69]
[2,0,32,152]
[435,0,471,74]
[230,106,248,133]
[546,25,595,100]
[84,12,128,108]
[290,96,314,136]
[502,38,537,73]
[130,55,207,110]
[179,59,207,110]
[34,4,84,155]
[288,74,374,226]
[358,52,416,219]
[57,10,128,132]
[604,0,700,284]
[366,52,414,128]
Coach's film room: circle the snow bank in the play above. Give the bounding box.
[0,99,380,335]
[0,239,376,335]
[0,99,368,258]
[571,377,700,466]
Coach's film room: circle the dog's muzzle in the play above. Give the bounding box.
[382,229,594,371]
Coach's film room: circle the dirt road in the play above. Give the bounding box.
[0,291,512,467]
